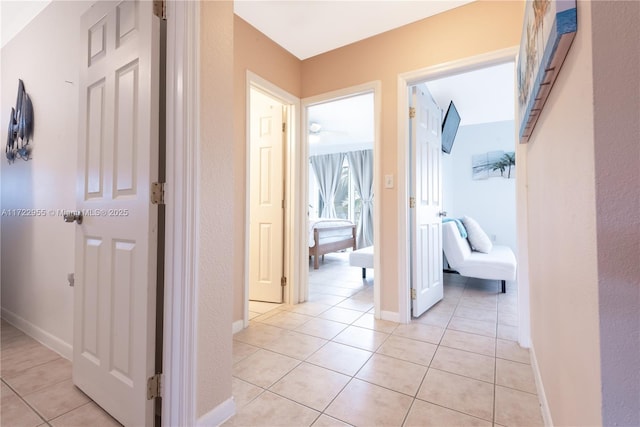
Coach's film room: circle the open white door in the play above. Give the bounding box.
[73,1,159,425]
[249,88,285,303]
[410,85,444,318]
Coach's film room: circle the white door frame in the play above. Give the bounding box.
[244,72,301,327]
[300,81,382,317]
[163,1,199,425]
[396,47,529,342]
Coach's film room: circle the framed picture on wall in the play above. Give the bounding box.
[472,151,516,180]
[517,0,578,143]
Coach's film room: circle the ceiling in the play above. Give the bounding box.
[3,0,514,140]
[308,93,374,156]
[235,0,514,144]
[0,1,51,48]
[426,62,515,127]
[306,62,515,156]
[234,0,474,60]
[2,1,472,53]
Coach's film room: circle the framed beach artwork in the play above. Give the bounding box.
[517,0,578,143]
[472,151,516,180]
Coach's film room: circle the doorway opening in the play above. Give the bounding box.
[300,82,382,317]
[244,73,301,326]
[247,87,287,306]
[397,49,527,341]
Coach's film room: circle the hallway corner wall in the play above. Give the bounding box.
[0,0,93,357]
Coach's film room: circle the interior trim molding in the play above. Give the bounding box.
[231,319,245,335]
[163,1,200,425]
[380,310,400,323]
[530,344,553,426]
[516,144,531,349]
[1,308,72,360]
[196,397,236,427]
[396,46,520,325]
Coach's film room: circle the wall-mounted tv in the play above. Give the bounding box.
[441,101,460,154]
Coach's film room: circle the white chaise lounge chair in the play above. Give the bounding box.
[442,221,516,293]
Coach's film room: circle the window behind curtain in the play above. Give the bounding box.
[310,157,361,221]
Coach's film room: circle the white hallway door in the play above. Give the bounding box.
[73,1,159,426]
[410,85,444,317]
[249,88,285,303]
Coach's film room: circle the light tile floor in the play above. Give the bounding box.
[249,301,282,320]
[0,320,121,427]
[228,252,544,426]
[2,252,543,427]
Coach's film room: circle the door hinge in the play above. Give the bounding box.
[153,0,166,20]
[411,288,417,300]
[151,182,165,205]
[282,122,286,132]
[409,197,416,208]
[281,276,287,287]
[409,107,416,119]
[147,373,162,400]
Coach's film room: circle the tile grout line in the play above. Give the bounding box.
[317,375,358,425]
[2,365,73,397]
[400,398,417,426]
[256,326,370,426]
[239,291,405,425]
[0,355,66,383]
[237,307,525,392]
[407,276,502,424]
[233,265,532,425]
[412,399,496,425]
[1,377,49,426]
[47,401,102,426]
[236,329,438,373]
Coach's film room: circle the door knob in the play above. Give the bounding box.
[438,211,448,217]
[63,211,83,225]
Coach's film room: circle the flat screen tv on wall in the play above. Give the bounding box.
[441,101,460,154]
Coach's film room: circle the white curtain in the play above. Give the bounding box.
[310,153,345,218]
[348,149,374,248]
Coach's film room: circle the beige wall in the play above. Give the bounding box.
[197,0,235,418]
[526,2,602,425]
[0,0,92,356]
[229,2,640,424]
[229,2,524,321]
[4,1,635,423]
[233,17,302,321]
[300,1,524,312]
[591,1,639,425]
[527,2,640,424]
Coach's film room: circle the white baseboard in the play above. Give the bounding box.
[380,310,400,323]
[232,319,245,334]
[530,344,553,426]
[196,396,235,426]
[1,307,72,360]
